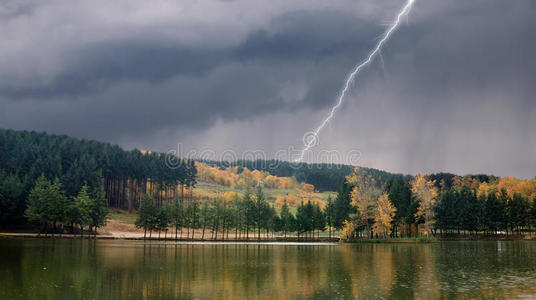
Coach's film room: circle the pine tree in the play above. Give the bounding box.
[65,185,92,235]
[0,171,25,225]
[333,181,352,230]
[156,204,171,240]
[89,176,109,235]
[135,194,157,239]
[325,196,335,238]
[171,195,184,240]
[254,185,267,241]
[312,203,326,239]
[199,200,212,240]
[280,200,292,238]
[47,177,68,233]
[25,175,50,233]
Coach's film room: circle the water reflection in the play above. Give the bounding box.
[1,239,536,299]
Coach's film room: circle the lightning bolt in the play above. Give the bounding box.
[295,0,415,162]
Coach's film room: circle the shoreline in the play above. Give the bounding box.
[0,232,342,243]
[3,232,535,243]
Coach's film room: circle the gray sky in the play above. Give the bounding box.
[1,0,535,178]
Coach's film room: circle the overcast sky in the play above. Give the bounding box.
[1,0,535,178]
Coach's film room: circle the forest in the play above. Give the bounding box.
[1,128,536,240]
[0,128,196,227]
[338,169,536,239]
[114,167,536,241]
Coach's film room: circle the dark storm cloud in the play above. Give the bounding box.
[1,10,378,100]
[1,6,384,135]
[1,0,535,177]
[1,43,227,99]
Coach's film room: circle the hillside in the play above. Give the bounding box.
[198,159,398,192]
[194,162,336,209]
[0,128,195,225]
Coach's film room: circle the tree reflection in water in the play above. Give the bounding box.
[1,239,536,299]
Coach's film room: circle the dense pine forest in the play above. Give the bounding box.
[0,128,196,226]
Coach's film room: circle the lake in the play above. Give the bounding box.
[1,238,535,299]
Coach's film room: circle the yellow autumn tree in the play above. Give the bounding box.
[372,193,396,238]
[286,194,300,206]
[452,175,479,192]
[348,167,381,238]
[274,195,286,207]
[222,191,239,203]
[411,174,438,237]
[351,186,369,227]
[341,220,358,240]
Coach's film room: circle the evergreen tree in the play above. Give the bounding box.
[386,175,415,237]
[89,176,109,235]
[187,199,201,238]
[254,185,267,240]
[199,200,212,240]
[497,190,510,234]
[47,178,68,233]
[135,194,157,239]
[332,181,352,230]
[312,203,326,238]
[156,204,171,240]
[280,200,293,238]
[325,196,335,238]
[171,195,184,240]
[296,201,314,239]
[25,175,50,232]
[0,171,25,225]
[485,191,506,234]
[508,193,530,234]
[65,185,92,235]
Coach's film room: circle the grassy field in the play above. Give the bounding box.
[195,182,336,203]
[108,209,137,224]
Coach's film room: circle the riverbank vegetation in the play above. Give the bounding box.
[24,175,108,235]
[337,169,536,240]
[134,185,333,241]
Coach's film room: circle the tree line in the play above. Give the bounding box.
[24,175,108,235]
[0,128,196,226]
[134,186,333,240]
[330,168,536,239]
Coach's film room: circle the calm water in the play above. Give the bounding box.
[1,238,536,299]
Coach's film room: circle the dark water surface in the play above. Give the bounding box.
[1,238,536,299]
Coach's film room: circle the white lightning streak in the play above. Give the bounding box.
[296,0,415,162]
